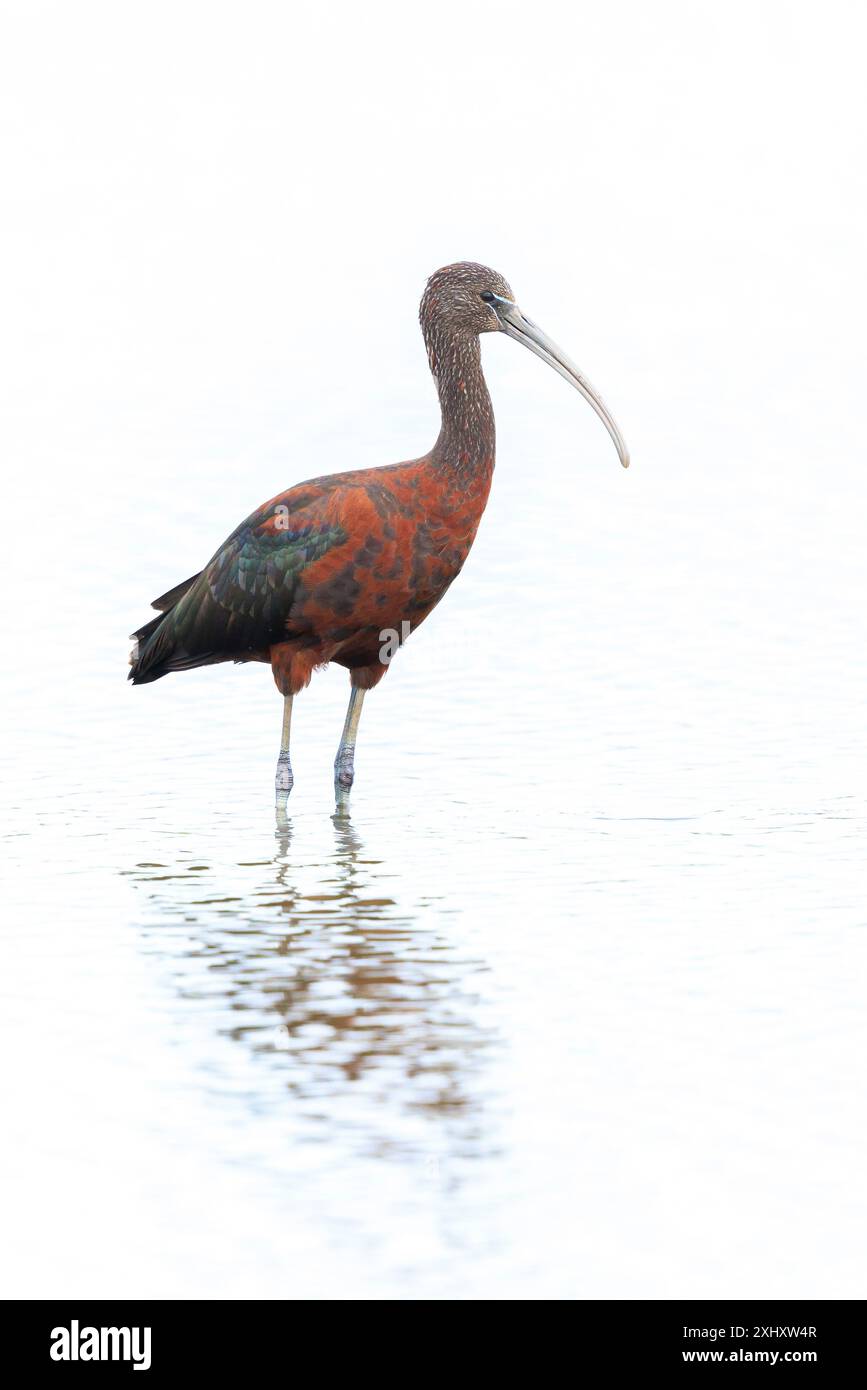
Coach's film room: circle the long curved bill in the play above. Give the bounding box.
[493,296,630,469]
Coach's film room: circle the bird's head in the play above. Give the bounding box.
[421,261,630,469]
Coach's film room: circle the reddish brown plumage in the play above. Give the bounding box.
[265,454,494,693]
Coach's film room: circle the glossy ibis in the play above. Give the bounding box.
[129,262,629,807]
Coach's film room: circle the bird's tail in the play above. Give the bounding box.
[128,571,203,684]
[128,612,169,684]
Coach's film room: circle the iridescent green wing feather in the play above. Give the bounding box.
[132,498,347,679]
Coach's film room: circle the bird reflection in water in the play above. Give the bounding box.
[127,812,501,1164]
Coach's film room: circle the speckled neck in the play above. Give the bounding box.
[423,322,496,482]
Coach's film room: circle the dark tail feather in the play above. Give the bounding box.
[129,613,222,683]
[150,572,201,612]
[128,572,210,684]
[128,610,173,683]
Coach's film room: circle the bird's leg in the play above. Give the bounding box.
[334,686,365,807]
[275,695,294,803]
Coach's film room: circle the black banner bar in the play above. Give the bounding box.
[3,1299,864,1375]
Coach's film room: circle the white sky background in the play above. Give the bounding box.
[2,0,864,497]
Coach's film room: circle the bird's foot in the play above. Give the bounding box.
[275,752,294,802]
[333,754,355,811]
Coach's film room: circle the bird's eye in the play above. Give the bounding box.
[480,291,496,303]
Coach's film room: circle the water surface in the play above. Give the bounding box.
[2,433,865,1298]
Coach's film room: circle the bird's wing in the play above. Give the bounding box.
[202,510,349,647]
[134,484,350,675]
